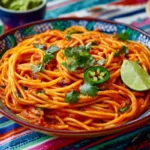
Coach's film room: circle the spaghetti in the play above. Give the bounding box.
[0,26,150,131]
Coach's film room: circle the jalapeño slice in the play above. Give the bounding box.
[84,66,110,85]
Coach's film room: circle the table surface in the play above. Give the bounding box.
[0,0,150,150]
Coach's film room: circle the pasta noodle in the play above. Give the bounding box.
[0,26,150,131]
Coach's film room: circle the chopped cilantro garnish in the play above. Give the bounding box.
[43,54,55,64]
[36,90,45,94]
[62,62,77,72]
[114,50,120,57]
[46,45,60,54]
[33,43,45,50]
[114,46,128,57]
[36,107,44,111]
[65,90,80,104]
[97,59,107,65]
[65,34,71,41]
[43,45,60,64]
[85,42,92,52]
[121,46,129,55]
[91,41,98,45]
[31,45,60,73]
[116,31,130,42]
[79,83,98,97]
[63,47,80,58]
[65,29,82,41]
[62,43,95,72]
[75,52,95,68]
[16,92,22,98]
[119,103,130,113]
[31,63,44,73]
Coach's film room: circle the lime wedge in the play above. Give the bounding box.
[121,60,150,91]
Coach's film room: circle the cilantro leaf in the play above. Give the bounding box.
[65,29,82,41]
[64,47,81,58]
[63,45,95,72]
[16,92,22,98]
[121,46,128,55]
[65,29,76,41]
[85,42,92,52]
[31,45,60,73]
[46,45,60,54]
[43,45,60,64]
[62,62,77,72]
[65,34,71,41]
[33,43,45,50]
[113,46,128,58]
[116,31,130,42]
[119,103,130,113]
[97,59,107,65]
[76,52,95,68]
[114,50,120,57]
[79,83,98,97]
[36,90,45,94]
[91,41,98,45]
[68,29,76,34]
[31,63,44,73]
[65,90,80,104]
[36,107,44,110]
[43,54,55,64]
[85,41,98,52]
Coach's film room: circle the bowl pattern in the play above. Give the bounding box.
[1,18,150,54]
[0,18,150,137]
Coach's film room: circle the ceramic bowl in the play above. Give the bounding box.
[0,17,150,137]
[0,0,46,29]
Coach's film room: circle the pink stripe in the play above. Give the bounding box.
[29,137,81,150]
[132,18,150,27]
[46,0,81,11]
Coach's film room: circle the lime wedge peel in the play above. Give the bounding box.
[121,60,150,91]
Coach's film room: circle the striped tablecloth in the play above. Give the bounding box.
[0,0,150,150]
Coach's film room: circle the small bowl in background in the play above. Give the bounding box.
[0,0,47,30]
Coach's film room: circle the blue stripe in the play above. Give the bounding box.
[0,123,21,134]
[139,24,150,30]
[45,0,117,19]
[0,117,9,123]
[0,132,49,150]
[109,8,145,20]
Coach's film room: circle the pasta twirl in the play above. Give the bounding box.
[0,26,150,131]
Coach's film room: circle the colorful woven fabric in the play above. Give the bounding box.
[0,0,150,150]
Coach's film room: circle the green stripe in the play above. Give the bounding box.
[16,135,54,150]
[0,120,14,128]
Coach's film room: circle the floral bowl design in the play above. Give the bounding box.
[0,17,150,137]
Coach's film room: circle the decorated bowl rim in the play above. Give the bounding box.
[0,17,150,135]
